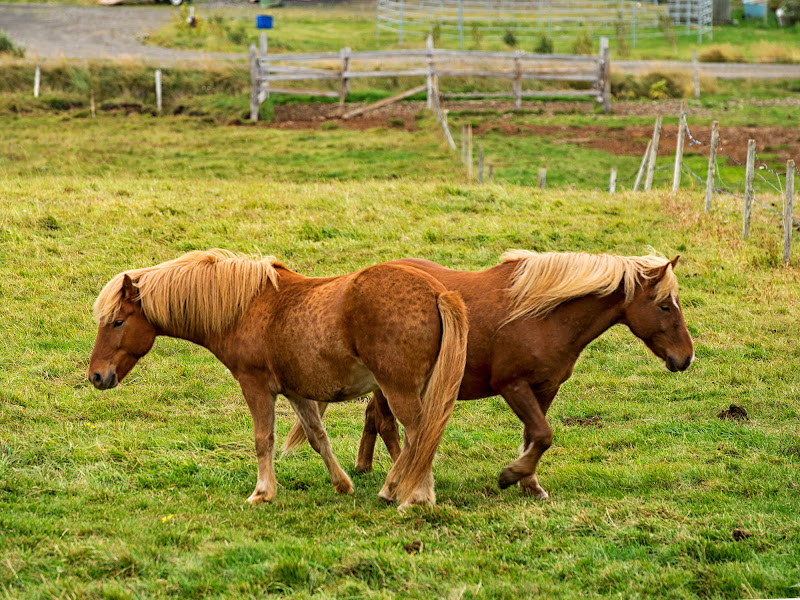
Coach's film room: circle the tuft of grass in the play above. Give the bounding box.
[0,29,25,58]
[698,43,748,63]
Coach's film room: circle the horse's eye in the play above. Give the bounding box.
[659,305,670,313]
[113,320,124,328]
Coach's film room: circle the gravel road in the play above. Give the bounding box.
[0,3,244,62]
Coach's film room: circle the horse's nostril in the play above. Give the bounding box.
[91,372,103,385]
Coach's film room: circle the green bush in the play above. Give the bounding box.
[534,35,554,54]
[610,71,687,99]
[503,29,518,48]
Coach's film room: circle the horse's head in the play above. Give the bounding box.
[621,256,694,372]
[88,274,157,390]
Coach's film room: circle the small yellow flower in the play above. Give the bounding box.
[161,514,175,523]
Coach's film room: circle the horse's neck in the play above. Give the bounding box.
[552,291,626,354]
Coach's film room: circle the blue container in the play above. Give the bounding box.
[743,1,766,19]
[256,15,274,29]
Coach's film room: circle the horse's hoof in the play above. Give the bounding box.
[378,490,396,504]
[378,481,397,503]
[334,476,354,495]
[354,461,373,474]
[498,468,520,490]
[246,489,274,504]
[520,483,550,500]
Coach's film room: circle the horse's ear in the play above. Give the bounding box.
[121,274,137,301]
[649,261,673,285]
[669,255,680,269]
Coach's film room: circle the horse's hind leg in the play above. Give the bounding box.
[288,398,354,495]
[496,381,554,500]
[355,390,402,474]
[376,390,436,508]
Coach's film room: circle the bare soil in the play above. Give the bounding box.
[269,99,800,161]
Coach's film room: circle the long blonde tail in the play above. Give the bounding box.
[392,291,468,504]
[281,403,327,454]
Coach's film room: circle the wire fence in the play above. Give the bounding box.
[448,106,797,263]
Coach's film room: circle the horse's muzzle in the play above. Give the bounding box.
[666,354,694,372]
[89,369,118,390]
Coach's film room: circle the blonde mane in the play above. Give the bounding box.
[500,250,678,324]
[93,249,282,338]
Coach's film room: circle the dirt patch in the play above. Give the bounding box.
[267,99,800,162]
[732,528,753,541]
[717,404,749,421]
[563,415,603,427]
[403,540,423,554]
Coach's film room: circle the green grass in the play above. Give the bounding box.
[139,4,800,64]
[2,113,800,599]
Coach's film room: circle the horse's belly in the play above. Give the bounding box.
[333,362,379,401]
[282,361,378,402]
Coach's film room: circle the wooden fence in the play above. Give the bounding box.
[249,34,611,121]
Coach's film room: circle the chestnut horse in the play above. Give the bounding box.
[88,250,468,509]
[284,251,694,499]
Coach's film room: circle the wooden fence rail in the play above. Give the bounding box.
[249,34,610,121]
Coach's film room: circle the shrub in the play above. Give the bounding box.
[503,29,518,48]
[534,35,554,54]
[572,30,594,55]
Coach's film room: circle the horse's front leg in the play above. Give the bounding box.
[496,381,555,499]
[238,373,278,504]
[287,398,354,495]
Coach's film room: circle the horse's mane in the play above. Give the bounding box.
[93,249,282,338]
[500,250,678,323]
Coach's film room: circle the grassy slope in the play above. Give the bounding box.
[1,114,799,599]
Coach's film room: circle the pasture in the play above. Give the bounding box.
[1,111,800,599]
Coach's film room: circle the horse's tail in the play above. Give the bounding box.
[392,290,468,505]
[281,403,325,454]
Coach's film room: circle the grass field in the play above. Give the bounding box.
[139,4,800,63]
[2,111,800,599]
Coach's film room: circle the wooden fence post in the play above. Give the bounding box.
[704,120,720,213]
[249,43,259,122]
[339,46,351,110]
[478,147,484,184]
[742,139,756,240]
[609,167,617,194]
[693,49,700,99]
[260,33,270,101]
[633,140,652,192]
[538,168,547,189]
[672,101,686,192]
[34,63,40,98]
[600,37,610,114]
[90,90,96,118]
[784,160,794,264]
[155,69,162,114]
[644,115,662,191]
[461,125,466,164]
[513,51,522,110]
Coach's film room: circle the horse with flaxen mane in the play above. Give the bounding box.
[88,250,468,509]
[284,250,694,499]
